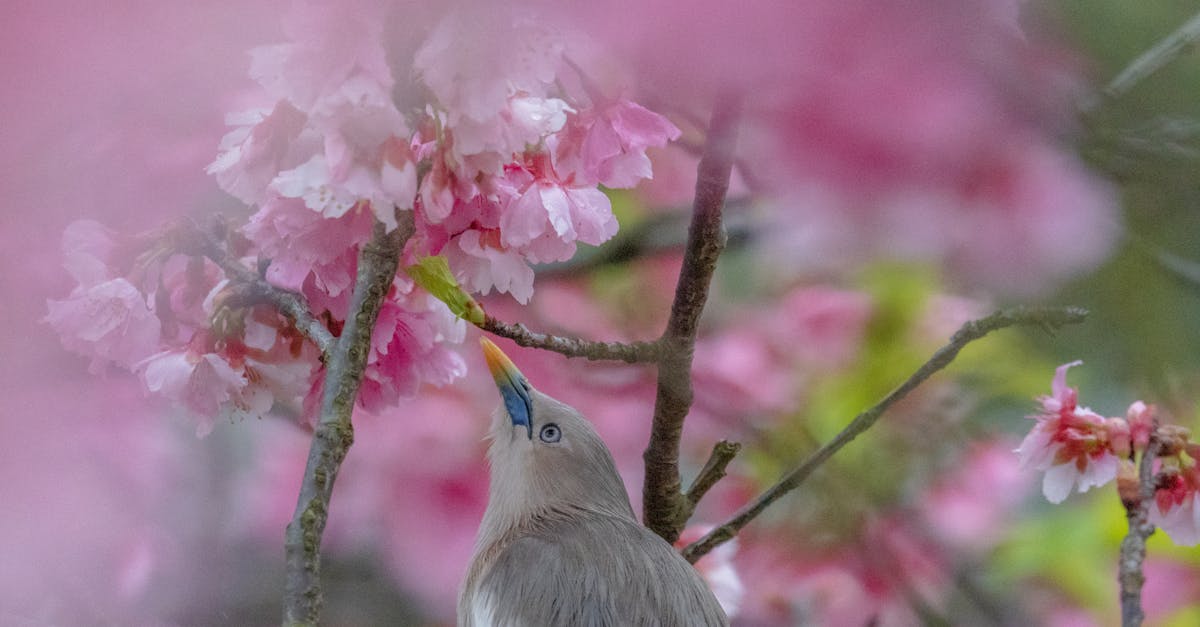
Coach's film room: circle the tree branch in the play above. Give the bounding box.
[1096,10,1200,105]
[1119,434,1163,627]
[282,215,411,626]
[681,305,1089,563]
[679,440,741,525]
[643,94,742,542]
[478,315,660,363]
[197,220,335,358]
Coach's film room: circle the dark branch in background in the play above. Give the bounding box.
[478,315,660,363]
[1119,433,1163,627]
[643,94,742,543]
[196,219,335,358]
[282,215,412,626]
[1099,10,1200,104]
[533,202,755,279]
[681,306,1090,563]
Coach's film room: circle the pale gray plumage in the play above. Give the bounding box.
[460,340,728,627]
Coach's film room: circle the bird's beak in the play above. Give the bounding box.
[480,337,534,439]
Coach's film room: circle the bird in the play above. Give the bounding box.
[459,337,729,627]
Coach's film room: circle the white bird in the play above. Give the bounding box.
[459,338,729,626]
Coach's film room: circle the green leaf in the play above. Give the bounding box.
[406,256,485,325]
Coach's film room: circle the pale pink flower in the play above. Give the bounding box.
[138,350,250,437]
[138,323,315,437]
[224,0,414,230]
[551,97,681,188]
[208,101,312,206]
[1149,447,1200,546]
[449,95,573,178]
[499,156,618,255]
[418,136,482,224]
[270,149,411,231]
[249,0,393,116]
[158,254,226,334]
[243,195,374,300]
[45,278,162,373]
[443,229,537,304]
[60,219,119,286]
[414,8,564,124]
[1016,361,1124,503]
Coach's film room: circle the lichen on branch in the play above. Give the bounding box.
[282,216,411,626]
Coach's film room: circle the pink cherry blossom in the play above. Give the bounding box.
[60,219,120,286]
[45,278,162,373]
[1149,445,1200,546]
[219,0,414,231]
[243,194,374,298]
[499,155,618,253]
[356,289,467,413]
[1016,361,1124,503]
[413,8,564,125]
[207,101,311,206]
[448,95,574,178]
[443,229,537,304]
[138,349,250,436]
[552,97,682,188]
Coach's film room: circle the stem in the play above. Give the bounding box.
[642,94,741,542]
[198,221,335,358]
[478,315,660,363]
[281,217,410,626]
[1119,435,1163,627]
[1101,10,1200,102]
[681,306,1089,563]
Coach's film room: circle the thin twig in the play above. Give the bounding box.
[196,220,335,358]
[1119,433,1163,627]
[679,440,742,524]
[478,315,660,363]
[643,94,742,542]
[282,216,411,626]
[1098,10,1200,104]
[681,306,1089,563]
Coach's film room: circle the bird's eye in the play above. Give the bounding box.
[539,423,561,443]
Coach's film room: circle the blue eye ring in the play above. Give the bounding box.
[539,423,561,443]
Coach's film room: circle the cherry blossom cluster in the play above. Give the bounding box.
[46,2,678,433]
[1017,361,1200,545]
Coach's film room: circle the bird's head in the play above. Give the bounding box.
[478,337,635,526]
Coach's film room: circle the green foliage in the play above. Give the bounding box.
[995,497,1124,613]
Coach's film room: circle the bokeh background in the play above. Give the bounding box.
[4,1,1200,624]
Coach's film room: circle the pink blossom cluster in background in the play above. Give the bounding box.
[1018,361,1200,545]
[578,0,1120,296]
[44,0,679,433]
[9,0,1189,625]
